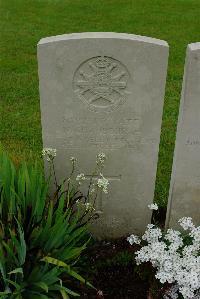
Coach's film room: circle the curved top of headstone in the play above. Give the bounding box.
[38,32,168,48]
[187,42,200,51]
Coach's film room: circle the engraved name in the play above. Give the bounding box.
[62,115,141,149]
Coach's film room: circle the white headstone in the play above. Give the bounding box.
[38,32,169,238]
[166,43,200,229]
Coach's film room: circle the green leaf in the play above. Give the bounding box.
[0,290,10,296]
[61,287,80,297]
[5,278,21,290]
[41,257,70,271]
[2,241,19,265]
[32,282,48,293]
[8,268,23,276]
[41,257,94,289]
[0,261,6,280]
[67,269,94,289]
[15,219,26,265]
[60,289,70,299]
[51,284,80,297]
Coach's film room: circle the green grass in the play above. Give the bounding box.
[0,0,200,206]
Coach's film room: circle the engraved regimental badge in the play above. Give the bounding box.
[73,56,130,112]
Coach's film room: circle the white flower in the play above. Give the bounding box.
[127,234,141,245]
[97,173,109,194]
[162,259,173,272]
[142,226,162,243]
[42,148,57,162]
[148,203,158,210]
[70,156,77,163]
[179,286,195,299]
[96,152,106,165]
[190,226,200,243]
[165,229,183,249]
[85,202,95,212]
[155,270,173,284]
[76,173,86,184]
[89,186,96,195]
[178,217,195,231]
[147,224,155,229]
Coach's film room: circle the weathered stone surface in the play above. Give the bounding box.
[38,32,168,238]
[166,43,200,229]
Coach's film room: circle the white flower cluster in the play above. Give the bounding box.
[179,217,195,231]
[76,200,95,213]
[96,152,106,165]
[97,173,109,194]
[148,203,159,210]
[42,148,57,162]
[89,184,96,195]
[84,202,95,212]
[127,234,141,245]
[76,173,86,184]
[70,156,77,163]
[127,218,200,299]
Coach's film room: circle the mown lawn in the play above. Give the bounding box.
[0,0,200,206]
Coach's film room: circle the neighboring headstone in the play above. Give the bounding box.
[166,43,200,229]
[38,32,169,238]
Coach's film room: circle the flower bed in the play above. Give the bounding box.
[0,149,199,298]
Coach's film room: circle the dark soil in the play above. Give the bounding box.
[77,238,149,299]
[80,264,149,299]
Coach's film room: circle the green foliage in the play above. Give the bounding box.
[0,151,93,298]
